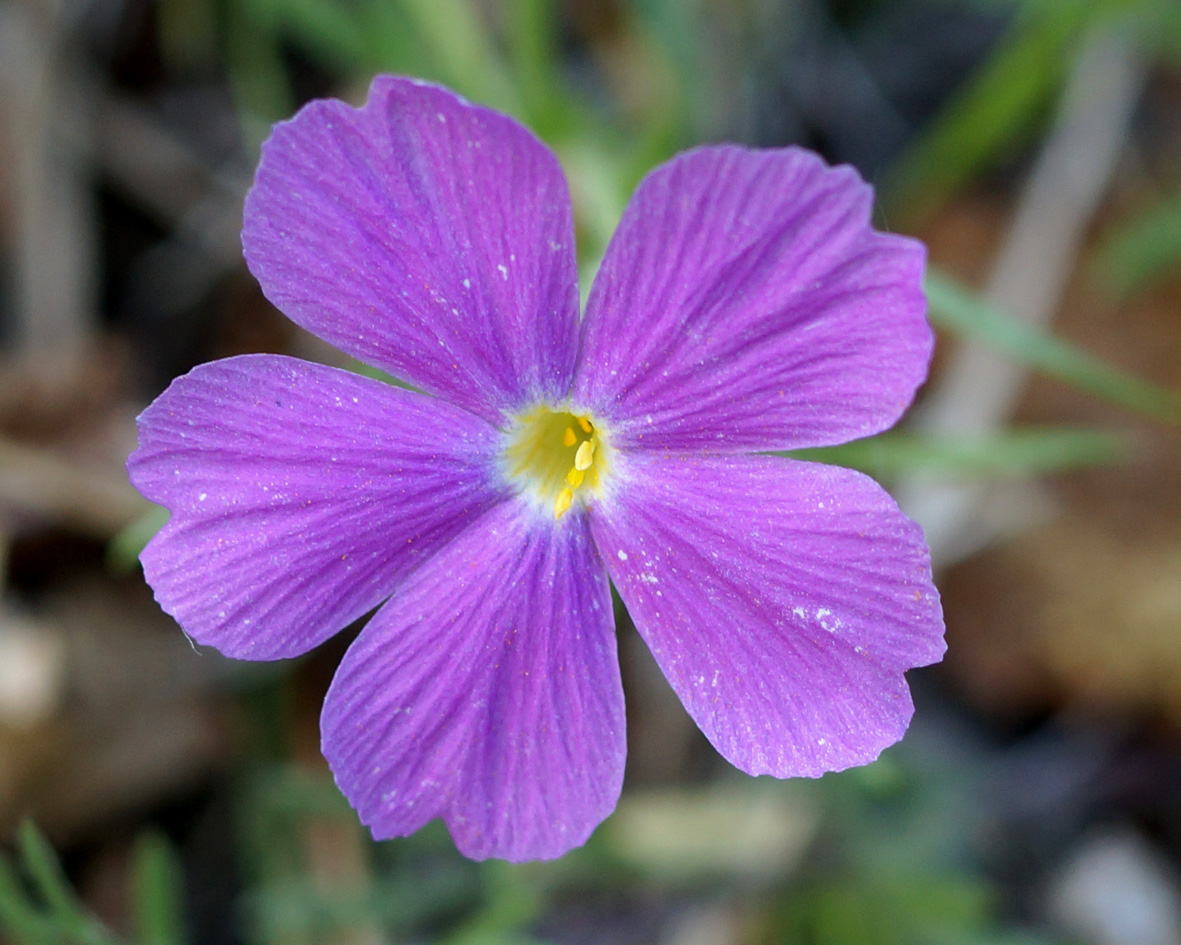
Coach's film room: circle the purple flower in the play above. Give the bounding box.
[128,76,944,862]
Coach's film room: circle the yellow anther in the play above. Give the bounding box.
[574,440,595,471]
[502,405,612,521]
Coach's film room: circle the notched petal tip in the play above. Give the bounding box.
[575,144,934,453]
[592,453,944,781]
[321,503,626,862]
[241,75,581,422]
[129,354,506,662]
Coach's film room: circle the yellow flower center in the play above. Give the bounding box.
[501,405,613,520]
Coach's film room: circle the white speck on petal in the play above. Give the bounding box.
[497,264,508,280]
[617,550,628,561]
[815,608,842,633]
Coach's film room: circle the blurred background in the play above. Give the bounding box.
[1,0,1180,942]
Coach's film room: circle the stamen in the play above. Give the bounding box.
[501,405,612,521]
[574,440,595,471]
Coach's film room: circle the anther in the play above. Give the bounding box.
[553,487,574,520]
[574,440,595,471]
[566,467,585,488]
[562,427,577,447]
[577,416,593,434]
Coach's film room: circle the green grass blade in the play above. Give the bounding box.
[392,0,523,115]
[925,270,1179,420]
[132,832,189,945]
[506,0,562,127]
[224,0,295,138]
[1094,189,1181,298]
[249,0,371,71]
[15,821,122,944]
[786,427,1130,480]
[17,821,80,921]
[0,855,54,944]
[107,505,169,573]
[883,0,1095,224]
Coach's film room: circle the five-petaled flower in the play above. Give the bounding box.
[128,76,945,862]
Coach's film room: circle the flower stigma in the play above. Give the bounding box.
[502,406,613,520]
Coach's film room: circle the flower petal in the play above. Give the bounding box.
[128,354,507,660]
[591,454,943,777]
[574,146,931,451]
[322,502,625,862]
[243,76,580,423]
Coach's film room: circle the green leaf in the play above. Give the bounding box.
[392,0,523,115]
[248,768,355,820]
[224,0,295,139]
[787,427,1130,480]
[13,821,122,944]
[0,856,53,944]
[1094,189,1181,298]
[131,832,188,945]
[444,862,542,945]
[347,359,421,392]
[506,0,562,127]
[925,270,1179,420]
[240,0,371,73]
[17,821,81,922]
[107,505,169,573]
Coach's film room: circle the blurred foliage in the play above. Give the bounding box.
[0,742,1064,943]
[7,0,1181,942]
[768,876,1035,945]
[108,505,171,573]
[926,270,1180,421]
[884,0,1181,225]
[789,426,1131,480]
[159,0,1179,415]
[1095,189,1181,298]
[0,822,188,945]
